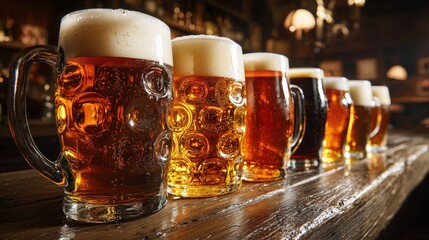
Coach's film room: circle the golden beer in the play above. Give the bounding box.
[322,77,353,164]
[288,68,327,170]
[167,35,245,197]
[242,53,305,181]
[345,80,374,161]
[368,86,391,153]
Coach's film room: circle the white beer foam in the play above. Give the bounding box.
[323,77,349,91]
[287,68,324,79]
[172,35,245,82]
[59,9,173,65]
[243,53,289,72]
[348,80,373,106]
[372,86,391,105]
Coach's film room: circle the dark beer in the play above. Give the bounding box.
[289,68,327,170]
[168,35,245,197]
[56,56,172,204]
[322,77,353,164]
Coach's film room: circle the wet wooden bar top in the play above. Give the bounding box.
[1,129,428,239]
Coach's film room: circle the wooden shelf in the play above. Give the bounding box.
[0,41,30,50]
[392,96,429,103]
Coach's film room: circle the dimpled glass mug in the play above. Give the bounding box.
[8,9,173,223]
[167,35,246,197]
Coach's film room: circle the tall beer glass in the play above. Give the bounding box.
[8,9,173,223]
[368,86,391,153]
[242,53,305,182]
[322,77,353,164]
[167,35,245,197]
[345,80,374,160]
[288,68,328,170]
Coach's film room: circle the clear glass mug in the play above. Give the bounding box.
[322,77,353,165]
[242,52,305,181]
[8,9,173,223]
[288,68,328,170]
[368,86,391,153]
[345,80,381,161]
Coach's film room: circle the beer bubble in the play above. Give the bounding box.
[73,92,112,135]
[60,62,86,97]
[167,104,192,132]
[62,131,95,170]
[125,97,161,133]
[97,67,135,97]
[179,77,208,105]
[217,131,240,159]
[228,82,245,106]
[180,132,210,160]
[168,158,193,185]
[214,79,230,107]
[154,131,172,163]
[233,106,246,133]
[198,106,230,135]
[197,158,227,185]
[143,66,172,99]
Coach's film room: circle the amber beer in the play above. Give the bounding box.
[242,53,304,181]
[368,86,391,153]
[288,68,328,170]
[57,56,172,204]
[345,80,374,160]
[322,77,353,164]
[8,9,173,223]
[168,35,245,197]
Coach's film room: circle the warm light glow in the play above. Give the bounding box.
[348,0,366,7]
[386,65,408,80]
[284,9,316,40]
[284,9,316,31]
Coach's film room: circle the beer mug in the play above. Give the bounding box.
[242,53,305,182]
[167,35,245,197]
[345,80,380,161]
[8,9,173,223]
[368,86,391,153]
[288,68,328,170]
[322,77,353,164]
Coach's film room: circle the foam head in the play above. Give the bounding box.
[243,52,289,72]
[348,80,373,106]
[323,77,350,91]
[172,35,245,82]
[287,68,324,79]
[372,86,391,105]
[59,9,173,65]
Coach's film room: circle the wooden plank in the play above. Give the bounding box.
[0,130,428,239]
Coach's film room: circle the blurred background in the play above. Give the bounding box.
[0,0,428,238]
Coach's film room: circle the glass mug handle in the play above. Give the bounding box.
[369,96,382,139]
[290,84,306,153]
[8,45,66,185]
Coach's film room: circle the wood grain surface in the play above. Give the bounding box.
[0,130,428,239]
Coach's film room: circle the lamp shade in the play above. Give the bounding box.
[284,9,316,32]
[386,65,407,80]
